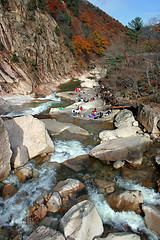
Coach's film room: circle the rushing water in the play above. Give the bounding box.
[0,90,160,239]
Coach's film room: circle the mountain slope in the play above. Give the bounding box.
[0,0,125,96]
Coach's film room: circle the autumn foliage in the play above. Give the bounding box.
[44,0,124,63]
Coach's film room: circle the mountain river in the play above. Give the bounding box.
[0,88,160,240]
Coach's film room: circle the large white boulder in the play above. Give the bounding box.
[60,200,104,240]
[5,114,55,159]
[89,135,152,166]
[0,118,12,181]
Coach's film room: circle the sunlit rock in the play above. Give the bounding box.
[41,118,90,137]
[89,135,152,166]
[113,160,125,169]
[15,166,33,182]
[53,178,85,198]
[106,190,143,214]
[138,104,160,138]
[0,118,12,181]
[114,109,135,128]
[142,204,160,236]
[95,232,141,239]
[5,114,55,159]
[26,226,65,240]
[46,192,62,213]
[60,200,103,240]
[11,145,29,169]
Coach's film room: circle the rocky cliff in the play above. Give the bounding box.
[0,0,79,96]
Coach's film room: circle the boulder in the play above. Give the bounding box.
[53,178,85,198]
[26,226,65,240]
[15,166,33,182]
[2,183,17,200]
[5,114,55,159]
[32,204,48,222]
[0,118,12,181]
[60,200,104,240]
[138,104,160,138]
[94,179,115,194]
[95,232,141,239]
[99,125,142,142]
[114,109,135,128]
[142,204,160,236]
[41,118,90,137]
[106,190,143,214]
[46,192,62,213]
[89,135,152,166]
[11,145,29,169]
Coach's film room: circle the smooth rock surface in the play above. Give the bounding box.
[60,200,104,240]
[142,204,160,236]
[89,135,152,166]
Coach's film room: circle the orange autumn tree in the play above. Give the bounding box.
[92,31,109,55]
[73,35,92,56]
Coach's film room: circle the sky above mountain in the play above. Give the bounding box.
[88,0,160,26]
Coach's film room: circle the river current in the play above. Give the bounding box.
[0,91,160,240]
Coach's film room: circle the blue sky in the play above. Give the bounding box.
[88,0,160,26]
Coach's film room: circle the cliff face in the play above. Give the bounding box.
[0,0,78,96]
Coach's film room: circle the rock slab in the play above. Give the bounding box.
[60,200,104,240]
[0,118,12,181]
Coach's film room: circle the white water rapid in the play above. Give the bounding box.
[0,93,61,118]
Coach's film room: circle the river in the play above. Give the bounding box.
[0,88,160,240]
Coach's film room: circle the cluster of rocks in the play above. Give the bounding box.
[0,89,160,239]
[90,109,153,167]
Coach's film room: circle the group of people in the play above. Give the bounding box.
[72,106,83,117]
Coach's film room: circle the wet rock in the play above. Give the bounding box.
[26,226,65,240]
[39,216,59,229]
[5,114,55,159]
[33,204,48,222]
[138,104,160,138]
[114,109,135,128]
[15,166,33,182]
[89,135,152,166]
[2,183,17,200]
[142,204,160,236]
[46,192,62,213]
[94,179,115,194]
[113,160,125,169]
[53,178,85,198]
[60,200,103,240]
[11,145,29,169]
[0,118,12,181]
[106,190,143,214]
[62,154,91,172]
[95,232,141,239]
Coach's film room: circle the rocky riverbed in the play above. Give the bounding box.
[0,75,160,240]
